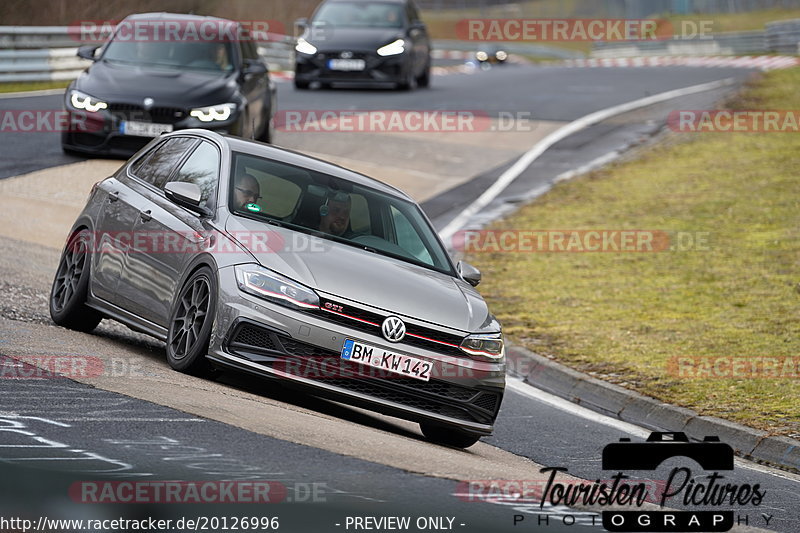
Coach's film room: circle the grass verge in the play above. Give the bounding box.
[0,81,71,94]
[468,68,800,438]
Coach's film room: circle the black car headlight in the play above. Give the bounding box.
[68,90,108,112]
[460,333,504,360]
[295,38,317,55]
[190,103,237,123]
[377,39,406,57]
[235,265,320,311]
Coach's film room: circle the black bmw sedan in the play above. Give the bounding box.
[294,0,431,90]
[62,13,276,157]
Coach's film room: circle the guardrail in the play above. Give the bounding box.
[0,25,296,83]
[592,19,800,58]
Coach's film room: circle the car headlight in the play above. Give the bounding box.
[495,50,508,61]
[295,38,317,55]
[189,103,237,123]
[460,333,504,359]
[68,90,108,112]
[235,264,320,311]
[377,39,405,57]
[475,51,488,62]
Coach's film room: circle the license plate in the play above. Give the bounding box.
[121,121,173,137]
[341,339,431,381]
[328,58,365,71]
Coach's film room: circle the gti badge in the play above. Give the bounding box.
[340,51,353,59]
[382,316,405,342]
[143,97,154,109]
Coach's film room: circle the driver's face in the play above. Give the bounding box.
[234,176,260,208]
[322,200,351,236]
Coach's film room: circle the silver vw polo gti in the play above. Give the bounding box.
[49,129,504,448]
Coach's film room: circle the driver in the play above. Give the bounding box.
[318,191,351,236]
[233,172,261,209]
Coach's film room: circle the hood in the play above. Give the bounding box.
[305,27,405,52]
[226,216,491,332]
[74,60,238,106]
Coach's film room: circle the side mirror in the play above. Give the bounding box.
[242,59,268,77]
[77,45,99,61]
[457,261,481,287]
[408,21,426,34]
[295,17,309,29]
[165,182,207,215]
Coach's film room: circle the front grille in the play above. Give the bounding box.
[109,103,187,124]
[318,298,466,357]
[226,321,501,424]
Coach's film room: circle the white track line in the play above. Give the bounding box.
[438,76,736,242]
[507,379,800,483]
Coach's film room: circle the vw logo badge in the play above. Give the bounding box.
[381,316,406,343]
[143,97,154,109]
[340,51,353,59]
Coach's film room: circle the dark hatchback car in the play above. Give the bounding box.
[62,13,275,157]
[294,0,431,90]
[49,130,505,448]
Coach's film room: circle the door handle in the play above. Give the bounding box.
[139,209,152,222]
[108,191,119,202]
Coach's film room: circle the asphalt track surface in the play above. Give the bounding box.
[1,63,798,532]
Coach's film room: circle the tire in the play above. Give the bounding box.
[416,61,431,88]
[49,229,102,332]
[294,79,310,90]
[420,422,481,449]
[166,267,217,375]
[397,69,416,91]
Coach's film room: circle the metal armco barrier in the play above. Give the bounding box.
[592,19,800,58]
[0,25,296,83]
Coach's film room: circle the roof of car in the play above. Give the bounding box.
[123,12,237,24]
[176,130,412,201]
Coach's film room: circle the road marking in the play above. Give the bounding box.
[0,88,66,99]
[507,379,800,484]
[438,77,736,242]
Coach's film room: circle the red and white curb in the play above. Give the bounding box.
[559,55,799,71]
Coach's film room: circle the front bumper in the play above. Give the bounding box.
[208,266,505,434]
[61,106,242,157]
[295,50,411,85]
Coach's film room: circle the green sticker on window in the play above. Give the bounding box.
[245,203,261,212]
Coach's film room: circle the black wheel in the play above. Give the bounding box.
[416,61,431,88]
[294,79,310,90]
[166,267,217,375]
[397,69,416,91]
[420,422,481,449]
[49,229,102,332]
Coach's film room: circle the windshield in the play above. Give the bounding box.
[312,2,406,28]
[103,39,235,72]
[229,152,453,275]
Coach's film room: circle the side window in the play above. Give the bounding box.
[390,205,432,264]
[131,137,196,189]
[171,141,220,208]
